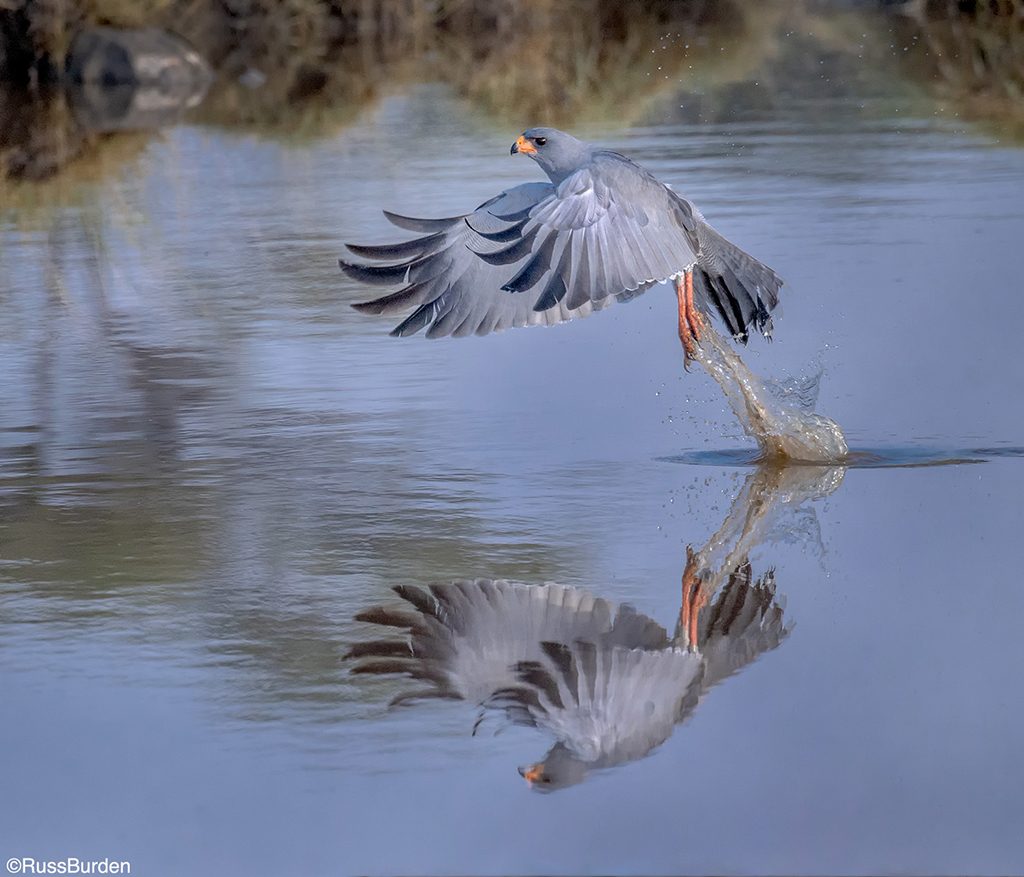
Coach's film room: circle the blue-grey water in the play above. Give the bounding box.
[3,38,1024,877]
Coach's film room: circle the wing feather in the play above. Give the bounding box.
[344,152,780,339]
[349,580,669,709]
[383,210,463,233]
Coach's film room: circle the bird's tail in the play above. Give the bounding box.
[692,225,782,343]
[696,563,789,691]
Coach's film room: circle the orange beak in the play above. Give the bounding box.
[519,764,544,784]
[511,135,537,156]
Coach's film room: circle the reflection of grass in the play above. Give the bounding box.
[187,0,779,135]
[0,88,152,223]
[888,0,1024,142]
[3,0,1024,213]
[5,0,376,82]
[439,1,693,125]
[3,0,778,129]
[187,55,405,141]
[436,0,781,126]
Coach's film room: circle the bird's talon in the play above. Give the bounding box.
[681,335,700,367]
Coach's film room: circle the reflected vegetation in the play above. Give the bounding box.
[348,462,842,790]
[3,0,1023,208]
[888,0,1024,141]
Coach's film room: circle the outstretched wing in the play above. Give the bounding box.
[346,579,670,708]
[492,641,704,765]
[342,156,701,339]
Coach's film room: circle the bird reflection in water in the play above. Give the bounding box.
[348,463,842,791]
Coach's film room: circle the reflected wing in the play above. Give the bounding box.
[341,159,699,338]
[347,579,669,707]
[492,640,704,764]
[697,563,790,692]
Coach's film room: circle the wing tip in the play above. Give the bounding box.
[350,300,381,315]
[383,209,464,233]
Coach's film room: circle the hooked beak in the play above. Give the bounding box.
[518,764,544,784]
[511,135,536,156]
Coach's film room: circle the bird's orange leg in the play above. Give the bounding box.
[676,274,696,368]
[688,583,708,652]
[685,270,705,341]
[676,270,704,368]
[679,546,707,651]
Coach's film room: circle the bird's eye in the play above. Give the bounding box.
[534,137,547,146]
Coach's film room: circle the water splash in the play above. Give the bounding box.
[692,322,849,463]
[762,370,823,413]
[690,463,844,597]
[664,446,1024,469]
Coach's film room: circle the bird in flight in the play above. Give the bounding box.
[341,127,783,364]
[347,567,787,791]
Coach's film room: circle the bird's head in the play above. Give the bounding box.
[517,744,592,793]
[511,127,590,184]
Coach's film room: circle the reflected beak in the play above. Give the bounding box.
[518,764,543,784]
[511,135,536,156]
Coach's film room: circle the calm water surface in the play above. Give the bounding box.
[2,77,1024,875]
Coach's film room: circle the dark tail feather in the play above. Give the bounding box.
[696,229,783,342]
[694,269,744,340]
[697,565,788,690]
